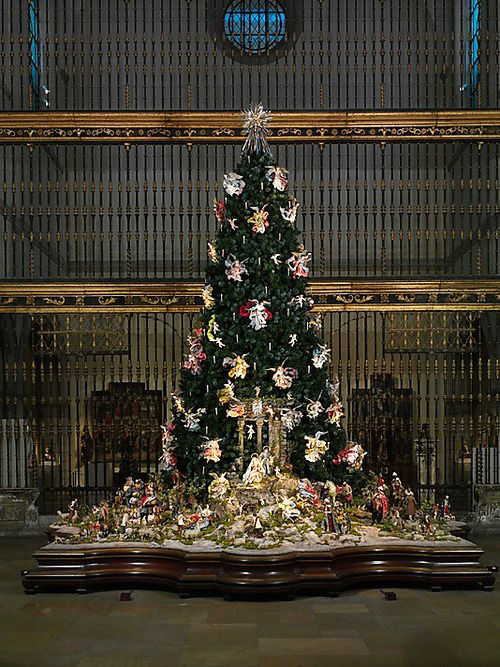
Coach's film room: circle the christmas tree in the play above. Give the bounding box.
[162,105,364,491]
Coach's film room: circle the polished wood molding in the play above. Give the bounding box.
[0,279,498,313]
[22,541,496,598]
[0,110,499,144]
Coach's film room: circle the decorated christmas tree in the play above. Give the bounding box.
[162,105,365,491]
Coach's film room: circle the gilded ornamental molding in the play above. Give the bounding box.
[0,111,499,144]
[0,279,498,313]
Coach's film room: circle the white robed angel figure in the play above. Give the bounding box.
[259,446,273,475]
[208,472,230,498]
[242,453,265,485]
[248,300,272,330]
[304,431,329,463]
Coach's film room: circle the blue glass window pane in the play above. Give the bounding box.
[224,0,286,55]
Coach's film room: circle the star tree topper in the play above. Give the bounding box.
[241,103,273,156]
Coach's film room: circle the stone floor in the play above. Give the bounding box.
[1,535,499,667]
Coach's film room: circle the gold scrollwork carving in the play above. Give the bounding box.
[336,294,374,304]
[448,293,468,303]
[140,295,179,306]
[212,128,235,136]
[42,296,65,305]
[397,294,416,303]
[98,296,118,305]
[0,296,15,305]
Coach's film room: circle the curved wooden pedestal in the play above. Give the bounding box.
[22,541,496,599]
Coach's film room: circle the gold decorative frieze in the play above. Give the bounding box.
[0,111,499,144]
[0,280,498,313]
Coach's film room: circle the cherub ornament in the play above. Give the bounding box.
[280,196,300,223]
[207,315,220,342]
[304,431,329,462]
[271,253,282,265]
[225,254,248,282]
[247,205,269,234]
[312,344,330,369]
[200,437,222,463]
[227,217,238,230]
[267,165,288,191]
[289,294,314,309]
[287,245,311,278]
[246,423,255,439]
[240,300,272,330]
[289,334,297,347]
[223,172,245,196]
[252,398,264,416]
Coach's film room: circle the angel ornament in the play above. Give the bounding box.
[207,241,218,263]
[223,354,250,379]
[280,407,303,431]
[201,285,215,309]
[160,422,177,468]
[225,255,248,282]
[269,363,298,389]
[182,407,206,431]
[280,196,300,223]
[200,437,222,463]
[312,344,331,369]
[240,300,273,331]
[208,472,230,499]
[267,165,288,191]
[304,431,329,463]
[326,401,344,425]
[306,398,324,419]
[247,205,269,234]
[287,245,311,279]
[217,381,235,404]
[223,172,245,196]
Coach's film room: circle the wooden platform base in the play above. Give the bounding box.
[22,539,496,599]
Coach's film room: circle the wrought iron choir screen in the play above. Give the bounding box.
[0,0,499,514]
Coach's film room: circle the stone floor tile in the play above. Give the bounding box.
[179,645,258,666]
[184,622,258,645]
[255,622,323,639]
[258,637,370,656]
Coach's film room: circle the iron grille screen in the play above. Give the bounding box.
[224,0,286,54]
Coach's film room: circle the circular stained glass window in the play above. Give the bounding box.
[224,0,286,55]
